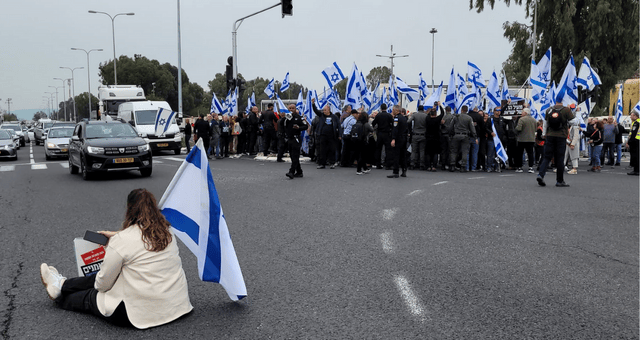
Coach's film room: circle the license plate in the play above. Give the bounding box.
[113,158,134,164]
[157,143,169,147]
[60,149,68,153]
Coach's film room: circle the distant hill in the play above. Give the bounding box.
[7,109,44,122]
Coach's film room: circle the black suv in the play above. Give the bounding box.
[69,120,152,180]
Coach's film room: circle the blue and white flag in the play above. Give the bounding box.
[346,63,363,109]
[224,88,238,116]
[423,81,443,108]
[321,62,346,89]
[395,76,419,102]
[501,74,510,102]
[313,89,326,110]
[158,139,247,301]
[537,47,552,86]
[467,61,486,87]
[455,73,467,113]
[419,72,430,104]
[556,55,578,106]
[577,56,602,92]
[281,72,290,92]
[296,89,304,113]
[210,93,224,114]
[529,59,547,98]
[444,68,456,110]
[388,74,399,106]
[491,119,508,164]
[154,107,176,137]
[460,76,478,111]
[303,91,314,122]
[276,95,290,115]
[528,98,540,120]
[486,71,501,111]
[633,99,640,114]
[245,91,256,114]
[264,78,275,98]
[538,89,551,117]
[359,71,372,108]
[615,84,623,123]
[370,82,382,112]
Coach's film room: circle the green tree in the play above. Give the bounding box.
[366,66,392,89]
[470,0,639,111]
[2,114,18,122]
[33,111,48,121]
[74,92,99,120]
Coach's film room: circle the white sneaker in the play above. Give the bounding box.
[40,263,66,300]
[528,168,535,173]
[363,169,371,174]
[356,171,364,175]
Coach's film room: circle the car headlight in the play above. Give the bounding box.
[47,142,56,148]
[138,144,150,152]
[87,146,104,154]
[4,145,11,150]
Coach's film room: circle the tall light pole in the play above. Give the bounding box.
[54,78,70,121]
[45,92,55,117]
[71,48,103,120]
[48,86,61,119]
[6,98,12,117]
[376,44,408,77]
[430,28,438,91]
[60,67,83,122]
[88,10,135,85]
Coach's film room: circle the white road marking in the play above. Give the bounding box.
[31,164,47,170]
[380,232,394,254]
[164,157,185,162]
[394,275,426,320]
[468,176,486,180]
[407,189,423,196]
[433,181,448,186]
[0,166,15,172]
[60,163,69,169]
[382,208,398,221]
[154,160,163,164]
[500,174,515,177]
[30,158,35,164]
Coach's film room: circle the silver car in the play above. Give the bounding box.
[0,129,18,160]
[1,124,27,146]
[4,129,20,150]
[45,126,74,160]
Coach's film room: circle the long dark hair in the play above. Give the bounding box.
[122,189,172,252]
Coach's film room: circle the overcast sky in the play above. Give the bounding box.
[0,0,529,111]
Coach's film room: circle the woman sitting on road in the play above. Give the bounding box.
[40,188,193,329]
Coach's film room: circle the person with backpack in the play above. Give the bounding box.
[350,111,373,175]
[536,100,575,187]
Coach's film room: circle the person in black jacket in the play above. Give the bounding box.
[388,105,409,178]
[247,107,260,155]
[183,118,192,153]
[615,120,626,166]
[312,99,340,169]
[259,103,278,155]
[467,108,484,171]
[193,114,211,159]
[372,104,394,169]
[276,115,287,162]
[284,104,309,179]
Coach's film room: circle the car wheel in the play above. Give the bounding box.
[140,168,152,177]
[174,148,181,155]
[81,157,91,180]
[21,140,25,147]
[69,158,78,174]
[35,139,39,146]
[45,152,51,161]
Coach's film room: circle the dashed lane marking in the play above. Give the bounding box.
[500,174,515,177]
[154,160,163,164]
[31,164,47,170]
[433,181,448,186]
[60,163,69,169]
[380,232,394,254]
[394,274,426,321]
[0,166,15,172]
[468,176,486,180]
[382,208,398,221]
[163,157,185,162]
[407,190,423,196]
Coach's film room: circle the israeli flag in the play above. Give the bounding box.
[537,47,552,86]
[491,119,508,164]
[395,76,419,102]
[633,99,640,114]
[304,91,314,122]
[501,74,510,102]
[359,71,372,107]
[467,61,486,87]
[370,82,382,112]
[556,55,578,106]
[276,95,290,115]
[321,62,346,89]
[615,84,623,123]
[388,74,399,106]
[529,59,547,98]
[225,88,238,116]
[577,56,602,92]
[210,93,224,114]
[423,81,443,108]
[346,63,363,109]
[245,91,256,114]
[486,71,501,111]
[154,107,176,137]
[312,89,326,110]
[444,68,456,110]
[460,77,477,111]
[264,78,275,98]
[455,73,467,113]
[419,72,430,103]
[281,72,290,92]
[296,89,304,113]
[158,139,247,301]
[528,98,540,120]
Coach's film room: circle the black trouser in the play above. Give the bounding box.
[516,141,535,168]
[507,139,517,167]
[375,132,392,167]
[248,131,258,155]
[56,275,132,327]
[341,136,354,167]
[538,136,567,183]
[184,134,191,153]
[352,140,369,172]
[411,136,426,168]
[630,140,639,172]
[477,137,487,170]
[262,129,277,154]
[309,136,316,161]
[277,134,287,160]
[535,144,544,164]
[198,134,210,156]
[449,134,470,168]
[237,133,246,154]
[317,135,336,166]
[440,135,450,167]
[391,138,407,174]
[602,143,615,164]
[288,138,302,174]
[220,134,230,157]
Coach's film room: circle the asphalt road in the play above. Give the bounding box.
[1,143,638,339]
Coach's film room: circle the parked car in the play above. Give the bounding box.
[35,119,56,146]
[4,129,20,149]
[0,124,28,146]
[68,120,152,180]
[45,126,74,160]
[0,129,18,160]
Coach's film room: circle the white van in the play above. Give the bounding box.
[118,101,182,155]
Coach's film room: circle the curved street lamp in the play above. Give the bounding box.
[60,67,83,122]
[88,11,135,85]
[71,48,103,120]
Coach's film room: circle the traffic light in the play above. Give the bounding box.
[226,56,234,93]
[236,78,246,94]
[282,0,293,17]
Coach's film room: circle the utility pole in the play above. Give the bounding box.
[376,45,408,77]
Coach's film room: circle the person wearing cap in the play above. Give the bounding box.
[537,99,574,187]
[486,107,505,172]
[515,107,537,173]
[388,105,409,178]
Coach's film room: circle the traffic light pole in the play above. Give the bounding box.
[232,2,281,81]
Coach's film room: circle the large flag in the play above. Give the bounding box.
[537,47,552,86]
[460,76,478,111]
[276,94,291,115]
[444,68,456,110]
[529,59,547,98]
[556,55,578,106]
[264,78,275,98]
[395,76,419,102]
[223,88,238,116]
[615,84,623,123]
[486,71,501,111]
[389,75,399,106]
[577,56,602,92]
[210,92,224,114]
[296,89,304,113]
[491,119,508,164]
[158,139,247,301]
[370,82,382,112]
[154,107,176,137]
[501,74,510,103]
[528,98,540,120]
[245,91,256,114]
[418,72,430,104]
[345,63,363,109]
[321,62,346,89]
[455,73,467,113]
[423,81,443,108]
[467,61,486,87]
[281,72,290,92]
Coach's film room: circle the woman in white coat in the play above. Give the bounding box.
[40,188,193,329]
[564,118,581,174]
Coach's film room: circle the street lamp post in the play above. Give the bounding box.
[60,67,83,122]
[430,28,438,91]
[88,10,135,85]
[71,48,103,120]
[376,44,409,77]
[53,78,69,121]
[48,86,61,119]
[45,92,55,117]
